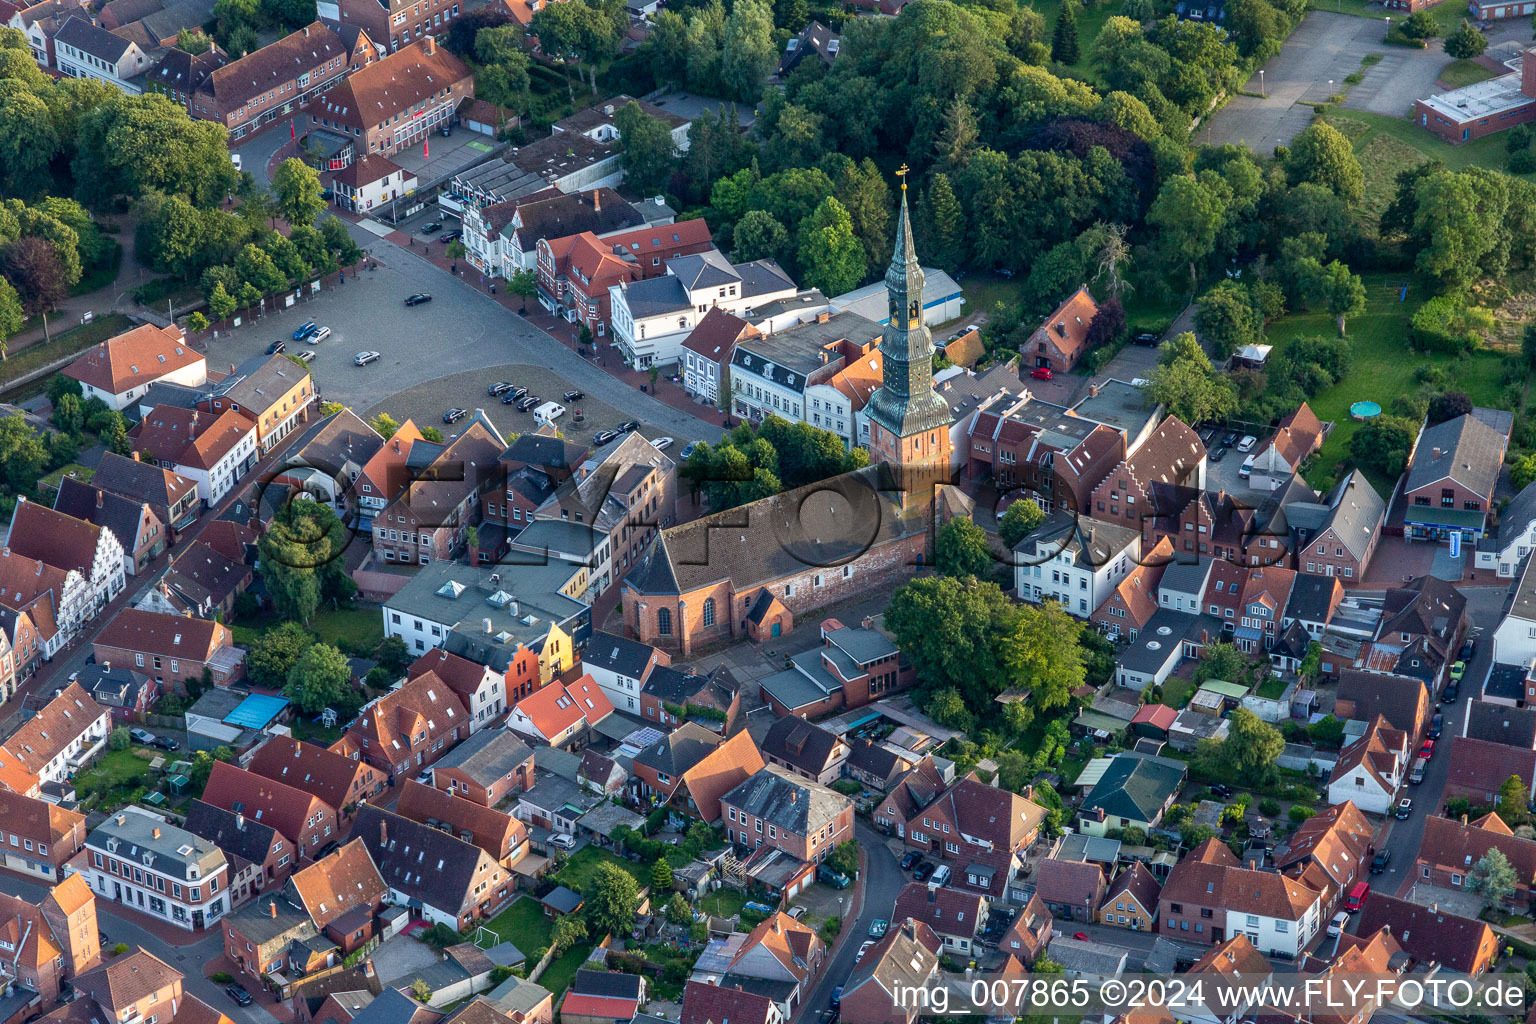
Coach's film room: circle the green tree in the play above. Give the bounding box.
[368,413,401,440]
[928,686,973,730]
[664,894,692,925]
[797,196,866,296]
[827,840,859,875]
[613,101,677,196]
[999,498,1046,549]
[52,393,83,435]
[584,862,641,937]
[0,278,22,358]
[1444,19,1488,57]
[732,209,790,264]
[248,621,314,689]
[375,635,411,674]
[271,158,325,228]
[918,173,966,273]
[0,92,60,196]
[1499,774,1531,826]
[109,726,130,751]
[284,642,353,715]
[257,501,354,625]
[176,27,212,53]
[1349,415,1416,478]
[1285,122,1364,205]
[1051,0,1080,64]
[720,0,776,102]
[1511,453,1536,491]
[187,312,209,333]
[507,268,538,311]
[651,859,674,890]
[208,281,236,323]
[106,416,131,456]
[1194,642,1246,684]
[1213,708,1284,776]
[1144,354,1237,425]
[1194,281,1262,360]
[1469,848,1517,908]
[936,518,993,578]
[1148,174,1226,293]
[1319,260,1367,336]
[1401,8,1438,38]
[0,416,47,491]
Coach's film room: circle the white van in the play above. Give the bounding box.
[928,864,951,888]
[533,401,566,427]
[1409,757,1427,784]
[1326,910,1349,938]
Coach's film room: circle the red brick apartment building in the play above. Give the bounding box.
[190,22,353,140]
[308,37,473,158]
[371,417,502,566]
[324,0,467,53]
[202,761,340,861]
[536,219,714,334]
[246,735,385,817]
[92,607,242,690]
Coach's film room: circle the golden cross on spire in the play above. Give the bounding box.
[897,164,909,191]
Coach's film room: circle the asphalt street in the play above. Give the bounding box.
[796,820,903,1023]
[1371,585,1505,899]
[203,216,726,449]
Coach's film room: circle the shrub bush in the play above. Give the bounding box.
[1288,804,1316,822]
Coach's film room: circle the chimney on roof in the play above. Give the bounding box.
[303,24,309,34]
[380,819,387,845]
[236,812,245,830]
[817,311,831,324]
[131,452,141,462]
[1430,903,1438,913]
[393,438,401,453]
[422,34,434,54]
[1090,383,1099,398]
[103,662,110,672]
[96,490,103,509]
[592,190,600,213]
[1433,447,1442,460]
[152,827,161,839]
[363,959,375,978]
[269,900,277,918]
[116,815,126,826]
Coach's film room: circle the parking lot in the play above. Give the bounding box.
[1204,12,1417,152]
[207,219,727,450]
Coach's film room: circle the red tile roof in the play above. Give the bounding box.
[892,881,986,939]
[681,980,775,1024]
[396,779,524,861]
[5,500,106,582]
[95,608,230,661]
[511,673,612,742]
[680,728,766,823]
[1031,286,1099,365]
[407,648,493,704]
[202,760,333,848]
[1355,891,1496,975]
[285,837,389,929]
[560,994,637,1019]
[336,671,468,769]
[246,736,377,814]
[310,39,471,131]
[63,323,201,395]
[2,682,106,778]
[130,405,256,472]
[681,307,756,362]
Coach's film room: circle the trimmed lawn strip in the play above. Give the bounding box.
[1438,58,1497,89]
[482,897,553,960]
[553,846,649,893]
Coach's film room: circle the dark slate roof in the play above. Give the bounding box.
[1158,558,1212,597]
[509,188,641,249]
[720,766,848,836]
[1406,411,1511,499]
[632,721,720,777]
[1284,573,1337,625]
[641,665,713,705]
[146,44,226,95]
[289,408,384,476]
[846,739,904,785]
[761,716,842,775]
[431,728,533,787]
[183,799,280,867]
[1487,664,1528,703]
[571,970,642,1000]
[502,434,587,474]
[1464,701,1536,749]
[53,477,149,553]
[54,15,133,61]
[1116,609,1195,675]
[541,885,583,914]
[1081,753,1186,823]
[1500,481,1536,549]
[351,806,488,916]
[579,631,654,679]
[1317,470,1385,561]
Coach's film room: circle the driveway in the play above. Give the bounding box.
[205,217,726,449]
[1204,12,1422,152]
[1343,42,1448,117]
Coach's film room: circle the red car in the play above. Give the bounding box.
[1031,366,1054,380]
[1419,739,1436,759]
[1073,931,1089,941]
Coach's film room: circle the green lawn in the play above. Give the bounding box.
[481,897,554,960]
[1157,677,1195,709]
[309,606,385,650]
[698,888,747,919]
[1439,58,1498,89]
[553,846,649,894]
[1256,676,1289,700]
[1264,272,1505,491]
[75,748,157,798]
[536,941,596,998]
[41,463,94,496]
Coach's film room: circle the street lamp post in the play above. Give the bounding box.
[1259,69,1265,96]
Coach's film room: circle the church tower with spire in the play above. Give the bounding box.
[865,167,954,518]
